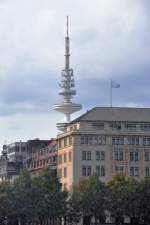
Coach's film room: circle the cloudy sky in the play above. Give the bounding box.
[0,0,150,149]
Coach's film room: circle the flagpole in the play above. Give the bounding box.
[110,79,112,107]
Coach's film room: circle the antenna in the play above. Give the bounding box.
[52,17,82,130]
[66,16,69,37]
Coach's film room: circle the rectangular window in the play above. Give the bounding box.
[134,167,139,176]
[96,165,100,176]
[64,153,67,163]
[115,151,124,161]
[87,166,92,176]
[64,138,67,147]
[101,166,105,177]
[96,151,100,160]
[143,137,150,146]
[115,166,124,173]
[58,140,62,148]
[69,136,73,145]
[135,152,139,161]
[96,151,105,160]
[87,151,91,160]
[130,167,134,176]
[80,135,106,145]
[81,136,84,144]
[125,123,136,131]
[69,152,72,162]
[141,123,150,131]
[145,167,150,176]
[92,122,104,130]
[130,167,139,176]
[82,151,86,160]
[127,136,139,145]
[145,152,149,161]
[112,137,124,145]
[130,152,139,161]
[111,123,121,130]
[64,167,67,178]
[82,166,86,176]
[101,151,105,160]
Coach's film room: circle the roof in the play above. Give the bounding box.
[71,107,150,123]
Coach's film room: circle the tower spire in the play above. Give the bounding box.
[52,17,82,130]
[66,16,69,37]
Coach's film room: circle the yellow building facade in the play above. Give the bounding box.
[57,107,150,190]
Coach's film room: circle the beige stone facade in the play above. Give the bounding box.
[57,107,150,190]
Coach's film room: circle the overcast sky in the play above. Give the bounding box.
[0,0,150,149]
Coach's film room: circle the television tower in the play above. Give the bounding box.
[52,17,82,130]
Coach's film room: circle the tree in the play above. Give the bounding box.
[0,182,13,224]
[71,175,106,225]
[31,167,68,225]
[107,173,128,225]
[12,169,34,225]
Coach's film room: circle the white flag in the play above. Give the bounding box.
[111,80,120,88]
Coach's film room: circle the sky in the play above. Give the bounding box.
[0,0,150,149]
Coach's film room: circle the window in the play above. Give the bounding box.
[81,136,84,144]
[87,151,91,160]
[130,167,134,176]
[145,152,150,161]
[80,135,106,145]
[64,153,67,163]
[111,123,121,130]
[87,166,92,176]
[130,167,139,176]
[143,137,150,146]
[130,152,139,161]
[114,151,124,161]
[96,151,105,161]
[127,136,139,145]
[82,166,86,176]
[69,136,73,145]
[64,167,67,178]
[115,166,124,173]
[82,151,87,160]
[82,166,92,176]
[92,122,104,130]
[141,123,150,131]
[82,151,91,160]
[96,166,100,176]
[58,140,62,148]
[112,136,124,145]
[64,138,67,147]
[125,123,136,131]
[101,166,105,176]
[145,167,150,176]
[134,167,139,176]
[69,152,72,162]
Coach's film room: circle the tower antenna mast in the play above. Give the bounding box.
[52,17,82,131]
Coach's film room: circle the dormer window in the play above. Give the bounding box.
[92,122,104,130]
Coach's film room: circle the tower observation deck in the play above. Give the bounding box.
[52,17,82,131]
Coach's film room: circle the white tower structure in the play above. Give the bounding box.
[52,17,82,130]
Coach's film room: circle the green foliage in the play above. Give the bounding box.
[70,175,106,224]
[1,170,150,225]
